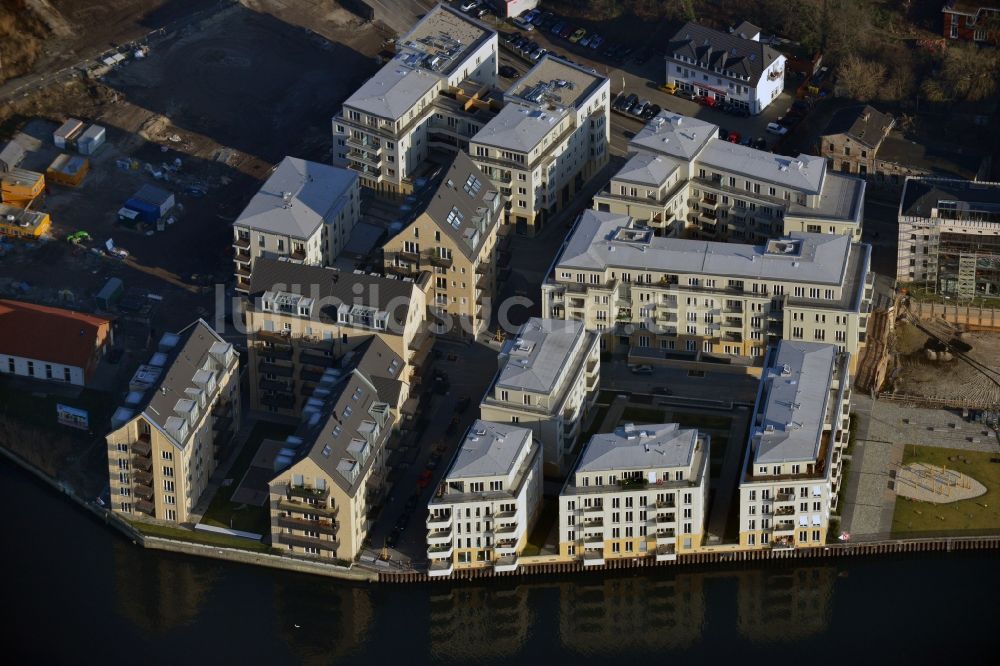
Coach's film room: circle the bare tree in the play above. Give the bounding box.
[837,54,886,102]
[923,43,1000,102]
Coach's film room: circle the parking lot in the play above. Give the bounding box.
[488,5,807,157]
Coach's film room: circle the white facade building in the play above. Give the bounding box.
[232,157,360,292]
[332,5,499,193]
[470,55,611,235]
[541,210,873,370]
[738,341,852,550]
[479,318,600,475]
[427,420,542,576]
[664,21,785,115]
[593,112,865,242]
[558,423,711,564]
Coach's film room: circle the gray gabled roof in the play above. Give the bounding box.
[235,157,358,239]
[343,63,441,121]
[248,257,421,325]
[613,152,679,188]
[495,318,588,395]
[0,139,25,172]
[281,337,404,495]
[133,320,235,448]
[577,423,699,473]
[630,112,717,161]
[667,21,783,82]
[754,341,838,465]
[698,139,827,194]
[447,420,532,480]
[822,105,894,147]
[413,152,503,259]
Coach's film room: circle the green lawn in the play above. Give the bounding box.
[200,421,295,535]
[892,445,1000,538]
[131,520,272,552]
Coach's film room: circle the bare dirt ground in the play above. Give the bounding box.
[890,320,1000,404]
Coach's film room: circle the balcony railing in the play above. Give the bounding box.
[276,532,339,553]
[288,484,330,501]
[277,516,338,535]
[132,455,152,472]
[277,498,337,519]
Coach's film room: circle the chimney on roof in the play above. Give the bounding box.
[282,191,293,207]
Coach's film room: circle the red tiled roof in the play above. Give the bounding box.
[0,299,112,370]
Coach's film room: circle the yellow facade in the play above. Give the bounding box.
[1,168,45,207]
[0,205,50,239]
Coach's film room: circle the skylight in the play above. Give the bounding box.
[447,206,464,228]
[463,174,482,197]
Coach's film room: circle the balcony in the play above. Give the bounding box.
[655,512,676,524]
[299,367,325,384]
[428,253,453,269]
[259,344,293,362]
[428,560,454,577]
[132,455,152,472]
[346,134,381,153]
[261,393,296,410]
[655,544,677,561]
[495,523,518,536]
[655,499,676,509]
[299,351,336,368]
[494,555,519,572]
[132,469,153,485]
[582,518,604,531]
[134,484,154,500]
[276,532,339,553]
[279,511,338,534]
[774,505,794,516]
[259,361,294,378]
[135,499,155,516]
[233,236,250,249]
[426,511,452,528]
[584,504,603,513]
[584,534,604,546]
[494,540,518,556]
[655,529,676,544]
[259,378,293,393]
[289,484,330,501]
[132,434,151,456]
[774,521,796,534]
[347,149,382,167]
[775,492,795,502]
[277,498,337,519]
[771,536,795,550]
[427,543,453,559]
[427,528,453,545]
[582,551,605,567]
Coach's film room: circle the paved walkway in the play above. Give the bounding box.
[840,394,902,540]
[704,406,751,544]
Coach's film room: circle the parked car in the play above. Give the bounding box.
[522,8,540,23]
[632,49,652,64]
[530,47,548,61]
[569,28,586,43]
[589,34,603,49]
[675,88,696,101]
[740,136,753,146]
[630,99,649,116]
[499,64,519,78]
[660,82,678,94]
[551,20,566,34]
[512,16,534,31]
[642,103,661,119]
[753,137,767,150]
[558,24,573,38]
[502,31,519,43]
[460,0,478,11]
[777,114,800,128]
[727,131,741,143]
[631,365,654,375]
[791,99,813,113]
[620,93,639,113]
[766,122,788,135]
[473,6,489,18]
[718,126,729,139]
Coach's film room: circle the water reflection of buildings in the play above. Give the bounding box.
[273,583,373,664]
[430,586,530,660]
[560,574,705,652]
[112,541,215,633]
[736,566,835,642]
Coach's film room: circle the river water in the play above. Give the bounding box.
[6,459,996,664]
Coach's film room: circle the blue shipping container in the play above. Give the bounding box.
[123,197,161,223]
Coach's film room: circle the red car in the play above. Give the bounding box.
[559,24,574,39]
[727,131,741,143]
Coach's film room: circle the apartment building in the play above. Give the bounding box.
[942,1,999,42]
[737,341,852,550]
[244,257,429,416]
[232,157,360,292]
[268,338,404,561]
[558,423,711,565]
[541,210,873,369]
[479,317,600,475]
[106,320,240,523]
[664,21,785,114]
[426,420,541,576]
[0,299,112,386]
[470,55,611,235]
[332,4,499,193]
[382,152,503,338]
[594,112,865,242]
[896,177,1000,299]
